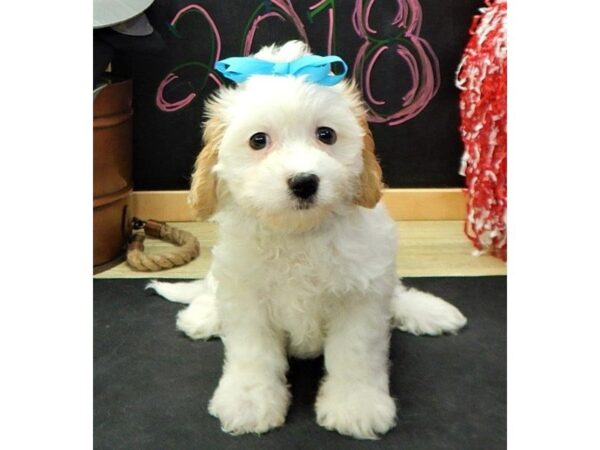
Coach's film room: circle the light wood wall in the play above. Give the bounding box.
[131,188,467,222]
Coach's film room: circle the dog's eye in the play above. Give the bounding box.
[316,127,337,145]
[249,132,269,150]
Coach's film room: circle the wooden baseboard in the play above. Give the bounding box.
[381,188,467,220]
[131,191,192,222]
[130,188,467,222]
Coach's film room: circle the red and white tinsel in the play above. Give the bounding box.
[456,0,507,260]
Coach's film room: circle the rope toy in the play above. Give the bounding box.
[456,0,507,261]
[126,218,200,271]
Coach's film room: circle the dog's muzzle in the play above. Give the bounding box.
[288,173,319,206]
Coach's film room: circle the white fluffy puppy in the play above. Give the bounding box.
[149,41,467,440]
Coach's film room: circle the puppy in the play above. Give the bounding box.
[149,41,467,440]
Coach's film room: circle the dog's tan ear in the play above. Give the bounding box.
[354,118,383,208]
[189,117,222,220]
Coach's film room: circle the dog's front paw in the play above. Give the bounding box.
[392,287,467,336]
[208,375,290,435]
[315,378,396,440]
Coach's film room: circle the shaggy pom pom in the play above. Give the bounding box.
[456,0,507,260]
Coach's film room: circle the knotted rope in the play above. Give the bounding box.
[126,218,200,271]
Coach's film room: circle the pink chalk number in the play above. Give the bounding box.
[156,0,440,127]
[352,0,440,125]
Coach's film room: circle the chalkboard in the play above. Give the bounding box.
[114,0,482,190]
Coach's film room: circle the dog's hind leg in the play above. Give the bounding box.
[147,272,221,340]
[390,283,467,336]
[175,291,220,340]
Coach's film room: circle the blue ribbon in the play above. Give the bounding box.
[214,54,348,86]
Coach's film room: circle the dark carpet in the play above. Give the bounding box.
[94,277,506,450]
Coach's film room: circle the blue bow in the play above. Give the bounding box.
[214,54,348,86]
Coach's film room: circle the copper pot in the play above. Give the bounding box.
[93,78,133,272]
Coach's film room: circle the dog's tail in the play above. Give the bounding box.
[390,283,467,336]
[146,279,208,304]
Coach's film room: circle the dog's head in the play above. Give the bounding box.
[189,41,382,232]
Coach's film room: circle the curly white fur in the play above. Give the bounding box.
[147,41,466,440]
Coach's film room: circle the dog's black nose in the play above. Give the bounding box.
[287,173,319,200]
